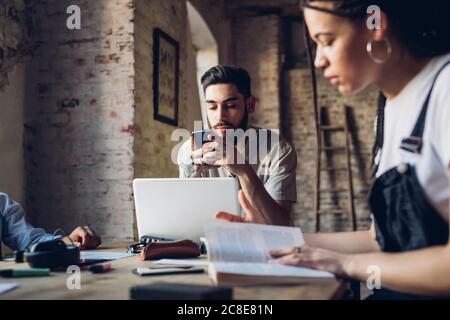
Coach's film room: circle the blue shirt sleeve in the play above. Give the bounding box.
[0,193,58,251]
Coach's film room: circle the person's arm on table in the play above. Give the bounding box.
[1,193,101,251]
[270,166,450,296]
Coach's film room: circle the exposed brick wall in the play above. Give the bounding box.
[283,69,378,233]
[19,0,231,243]
[231,13,282,130]
[133,0,188,184]
[0,0,33,208]
[24,0,136,244]
[0,0,31,91]
[3,0,379,244]
[0,64,25,204]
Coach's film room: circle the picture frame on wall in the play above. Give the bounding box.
[153,27,179,127]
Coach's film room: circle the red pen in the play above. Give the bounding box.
[89,263,112,273]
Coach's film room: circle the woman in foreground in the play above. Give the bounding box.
[217,0,450,299]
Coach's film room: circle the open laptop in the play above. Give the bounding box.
[133,178,241,242]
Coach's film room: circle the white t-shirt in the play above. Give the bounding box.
[376,53,450,221]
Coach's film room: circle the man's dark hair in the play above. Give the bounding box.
[201,65,252,98]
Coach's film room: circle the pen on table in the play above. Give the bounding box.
[0,268,51,278]
[89,263,112,274]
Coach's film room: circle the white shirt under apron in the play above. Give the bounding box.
[376,53,450,222]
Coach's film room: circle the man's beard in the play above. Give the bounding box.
[208,107,249,131]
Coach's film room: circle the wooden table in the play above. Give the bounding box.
[0,246,346,300]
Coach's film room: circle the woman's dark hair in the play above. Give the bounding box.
[302,0,450,58]
[301,0,450,170]
[201,65,252,98]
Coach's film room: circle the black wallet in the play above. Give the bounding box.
[130,282,232,300]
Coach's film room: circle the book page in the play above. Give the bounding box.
[204,221,304,263]
[213,262,333,278]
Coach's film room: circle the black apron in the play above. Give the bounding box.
[367,61,450,299]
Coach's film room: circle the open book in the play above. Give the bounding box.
[203,221,334,286]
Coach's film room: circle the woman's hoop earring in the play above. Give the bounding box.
[366,39,392,64]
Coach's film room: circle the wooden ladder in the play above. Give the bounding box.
[313,106,356,232]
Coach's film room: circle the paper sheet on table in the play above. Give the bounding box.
[2,258,15,262]
[154,258,208,267]
[80,251,136,261]
[0,283,18,295]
